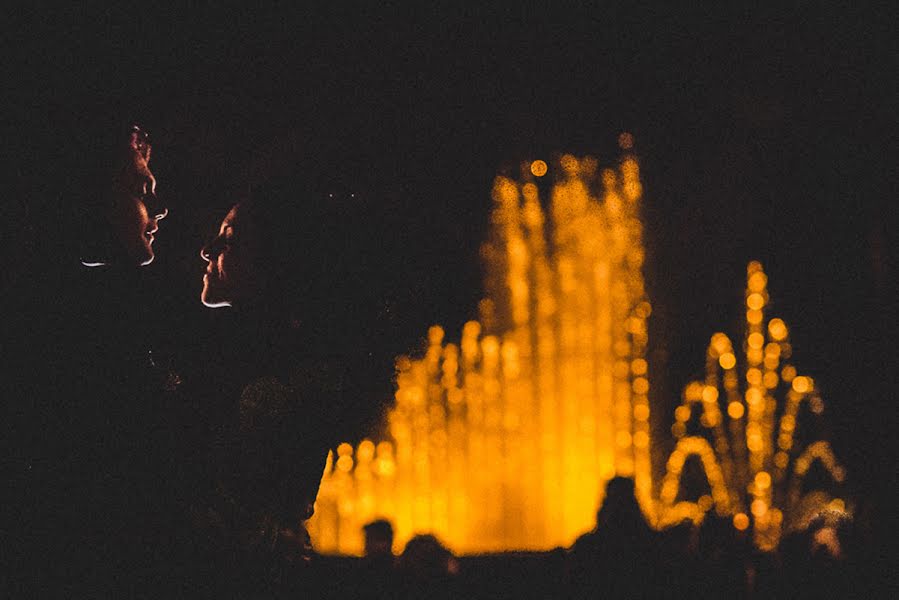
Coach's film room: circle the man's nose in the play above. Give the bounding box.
[142,189,168,221]
[200,244,211,262]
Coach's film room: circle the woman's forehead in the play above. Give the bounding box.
[222,204,241,228]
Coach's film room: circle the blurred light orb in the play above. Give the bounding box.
[633,404,650,421]
[768,318,788,341]
[747,293,765,310]
[792,376,811,394]
[733,513,750,531]
[719,352,737,370]
[754,471,772,490]
[560,154,579,174]
[530,159,548,177]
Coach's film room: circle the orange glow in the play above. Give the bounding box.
[311,151,653,554]
[357,439,375,461]
[810,395,825,414]
[633,404,650,421]
[718,352,737,370]
[747,271,767,292]
[336,455,353,472]
[747,435,763,453]
[618,132,634,149]
[774,452,789,469]
[311,155,846,555]
[631,358,648,375]
[746,293,765,310]
[792,376,811,393]
[560,153,579,174]
[633,377,650,394]
[727,401,745,419]
[768,318,788,341]
[748,332,765,349]
[659,263,847,550]
[428,325,445,346]
[530,159,548,177]
[685,381,704,401]
[746,368,763,386]
[711,333,731,355]
[747,348,763,364]
[633,431,649,448]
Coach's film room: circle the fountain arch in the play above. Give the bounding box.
[659,436,732,525]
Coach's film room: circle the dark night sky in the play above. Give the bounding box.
[4,6,896,508]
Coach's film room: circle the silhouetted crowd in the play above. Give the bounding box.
[297,477,867,599]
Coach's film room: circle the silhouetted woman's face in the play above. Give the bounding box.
[200,204,260,308]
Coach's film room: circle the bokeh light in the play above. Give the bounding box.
[530,159,548,177]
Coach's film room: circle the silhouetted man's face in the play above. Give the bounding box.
[103,127,167,266]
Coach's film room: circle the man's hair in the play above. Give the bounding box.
[66,120,151,263]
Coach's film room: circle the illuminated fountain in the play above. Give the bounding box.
[307,139,846,555]
[657,261,848,550]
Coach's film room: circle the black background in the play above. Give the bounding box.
[4,5,895,538]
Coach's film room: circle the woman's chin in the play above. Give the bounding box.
[201,286,232,308]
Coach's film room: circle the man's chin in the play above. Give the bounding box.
[133,240,155,266]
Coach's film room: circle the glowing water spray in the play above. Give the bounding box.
[658,261,848,549]
[308,140,846,555]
